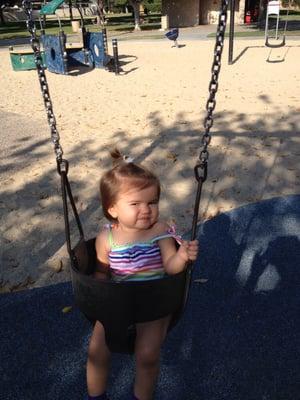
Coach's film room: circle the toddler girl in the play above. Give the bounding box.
[87,149,198,400]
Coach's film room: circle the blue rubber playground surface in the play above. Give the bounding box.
[1,195,300,400]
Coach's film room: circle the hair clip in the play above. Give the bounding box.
[123,155,135,163]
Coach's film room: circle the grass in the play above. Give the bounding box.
[207,29,300,38]
[207,10,300,38]
[282,9,300,20]
[1,10,300,41]
[0,13,162,40]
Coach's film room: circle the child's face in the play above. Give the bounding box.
[108,184,159,231]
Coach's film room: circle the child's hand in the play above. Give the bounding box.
[178,240,199,262]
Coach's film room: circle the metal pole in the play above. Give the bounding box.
[112,38,120,75]
[275,13,279,39]
[228,0,235,65]
[102,28,108,54]
[68,0,73,21]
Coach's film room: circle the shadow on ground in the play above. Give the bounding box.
[0,195,300,399]
[0,104,299,289]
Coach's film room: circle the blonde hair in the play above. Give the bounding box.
[100,149,161,222]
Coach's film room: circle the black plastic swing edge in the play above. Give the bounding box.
[69,237,190,354]
[265,36,286,48]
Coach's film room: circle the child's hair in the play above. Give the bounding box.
[100,149,161,222]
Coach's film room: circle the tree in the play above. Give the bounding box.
[128,0,141,30]
[110,0,161,31]
[128,0,162,31]
[0,0,17,25]
[0,3,5,25]
[90,0,105,26]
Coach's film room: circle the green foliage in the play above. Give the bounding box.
[143,0,161,13]
[107,0,161,13]
[282,0,300,7]
[0,0,18,6]
[113,0,127,6]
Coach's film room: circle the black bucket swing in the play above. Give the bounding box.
[23,0,229,354]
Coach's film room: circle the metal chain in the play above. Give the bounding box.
[198,0,229,168]
[22,0,63,162]
[23,0,228,168]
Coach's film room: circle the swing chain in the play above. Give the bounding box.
[22,0,64,163]
[196,0,229,179]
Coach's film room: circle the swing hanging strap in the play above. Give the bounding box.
[173,0,230,322]
[23,0,84,260]
[23,0,63,162]
[177,0,229,318]
[190,0,229,243]
[57,159,84,262]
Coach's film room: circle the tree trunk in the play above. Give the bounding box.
[69,0,73,21]
[95,0,105,26]
[129,0,141,31]
[258,0,267,25]
[0,7,6,25]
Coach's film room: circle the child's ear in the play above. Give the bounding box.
[108,205,118,219]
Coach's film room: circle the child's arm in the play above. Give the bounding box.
[159,238,199,274]
[94,230,111,280]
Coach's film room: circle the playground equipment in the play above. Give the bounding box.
[10,0,113,73]
[9,46,46,71]
[165,28,179,47]
[39,0,111,74]
[265,0,288,48]
[22,0,228,354]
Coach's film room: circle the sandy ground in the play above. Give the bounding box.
[1,38,300,292]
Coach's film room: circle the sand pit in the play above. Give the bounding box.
[1,38,299,291]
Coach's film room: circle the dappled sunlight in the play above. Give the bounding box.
[1,105,299,291]
[236,247,256,285]
[1,39,299,291]
[254,263,281,292]
[1,34,300,399]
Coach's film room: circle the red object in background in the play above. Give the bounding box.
[245,11,252,24]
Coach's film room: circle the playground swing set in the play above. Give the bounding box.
[265,0,290,48]
[10,0,115,74]
[23,0,228,353]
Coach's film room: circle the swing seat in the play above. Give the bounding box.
[264,0,287,48]
[265,36,286,48]
[165,28,179,42]
[71,238,189,353]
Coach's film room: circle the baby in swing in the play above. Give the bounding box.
[87,149,198,400]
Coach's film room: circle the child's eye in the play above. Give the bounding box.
[149,200,158,205]
[130,203,138,206]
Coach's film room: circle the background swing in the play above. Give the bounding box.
[265,0,289,48]
[22,0,229,354]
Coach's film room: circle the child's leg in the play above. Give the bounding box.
[134,315,171,400]
[87,320,111,397]
[87,394,109,400]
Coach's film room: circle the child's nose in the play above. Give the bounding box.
[141,204,151,213]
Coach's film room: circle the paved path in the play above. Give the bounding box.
[0,24,261,48]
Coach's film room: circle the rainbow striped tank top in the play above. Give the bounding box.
[107,226,181,282]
